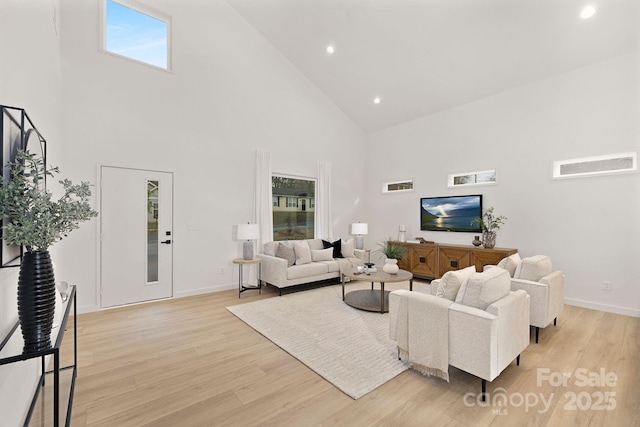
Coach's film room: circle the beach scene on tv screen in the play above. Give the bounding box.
[421,196,481,232]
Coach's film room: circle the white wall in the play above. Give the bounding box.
[1,0,636,423]
[0,0,63,424]
[1,0,366,422]
[57,0,367,312]
[366,52,640,317]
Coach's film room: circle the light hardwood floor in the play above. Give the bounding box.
[60,281,639,426]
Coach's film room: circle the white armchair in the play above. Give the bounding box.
[389,268,530,400]
[510,255,564,343]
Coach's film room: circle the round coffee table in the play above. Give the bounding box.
[341,269,413,313]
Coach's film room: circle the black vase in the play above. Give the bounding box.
[17,250,56,352]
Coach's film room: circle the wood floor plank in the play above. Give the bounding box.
[64,284,640,426]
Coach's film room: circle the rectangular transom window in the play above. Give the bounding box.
[382,179,414,193]
[102,0,171,70]
[448,170,496,187]
[553,152,637,179]
[272,175,315,241]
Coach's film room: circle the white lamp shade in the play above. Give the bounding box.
[351,223,368,235]
[237,223,260,240]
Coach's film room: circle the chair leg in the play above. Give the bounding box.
[535,326,540,343]
[517,354,520,366]
[481,379,486,402]
[554,317,557,326]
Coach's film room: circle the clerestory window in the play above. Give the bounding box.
[102,0,171,70]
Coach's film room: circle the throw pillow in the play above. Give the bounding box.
[341,238,355,258]
[514,255,552,281]
[457,268,510,310]
[435,266,475,301]
[322,239,343,258]
[275,243,295,267]
[307,239,324,250]
[293,241,312,265]
[311,248,334,262]
[497,253,521,277]
[263,241,278,257]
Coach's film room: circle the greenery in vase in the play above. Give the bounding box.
[471,206,506,234]
[0,149,98,252]
[376,239,407,260]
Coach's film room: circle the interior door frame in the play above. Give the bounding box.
[97,164,175,309]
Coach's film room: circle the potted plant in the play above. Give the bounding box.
[471,207,507,249]
[0,149,97,350]
[376,239,406,274]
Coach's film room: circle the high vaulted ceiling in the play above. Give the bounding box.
[227,0,639,132]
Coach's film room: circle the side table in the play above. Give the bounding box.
[233,258,262,298]
[0,285,77,426]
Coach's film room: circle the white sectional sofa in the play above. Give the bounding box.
[259,238,366,295]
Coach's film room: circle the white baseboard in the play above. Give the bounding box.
[565,298,640,318]
[78,284,236,314]
[174,283,235,298]
[77,304,100,315]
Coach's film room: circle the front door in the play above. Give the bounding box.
[100,166,173,308]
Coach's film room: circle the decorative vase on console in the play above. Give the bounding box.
[0,149,97,351]
[471,207,506,251]
[472,236,482,247]
[398,225,406,243]
[383,258,399,274]
[482,232,497,249]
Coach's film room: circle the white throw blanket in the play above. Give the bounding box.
[392,292,452,381]
[336,257,364,278]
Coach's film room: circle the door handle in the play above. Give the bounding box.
[161,240,172,244]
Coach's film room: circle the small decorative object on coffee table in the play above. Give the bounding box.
[342,269,413,313]
[382,258,399,274]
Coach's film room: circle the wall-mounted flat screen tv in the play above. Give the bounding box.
[420,194,483,232]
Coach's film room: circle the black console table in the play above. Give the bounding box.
[0,286,77,426]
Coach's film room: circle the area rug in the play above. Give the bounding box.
[226,284,408,399]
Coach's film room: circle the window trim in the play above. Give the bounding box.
[271,173,317,241]
[100,0,173,72]
[382,179,414,194]
[447,169,497,188]
[552,152,637,179]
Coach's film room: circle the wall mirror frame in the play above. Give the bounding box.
[0,105,47,268]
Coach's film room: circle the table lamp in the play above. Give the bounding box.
[237,223,260,260]
[351,222,368,250]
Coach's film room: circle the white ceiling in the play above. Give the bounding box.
[227,0,639,133]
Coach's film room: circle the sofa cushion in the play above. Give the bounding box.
[263,241,278,257]
[287,262,330,280]
[311,248,334,262]
[275,243,295,267]
[514,255,552,281]
[497,253,521,277]
[293,241,312,265]
[456,268,510,310]
[322,239,343,258]
[435,266,475,301]
[318,260,340,273]
[307,239,324,250]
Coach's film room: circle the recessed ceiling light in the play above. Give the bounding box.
[326,45,335,54]
[580,5,596,19]
[373,97,381,104]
